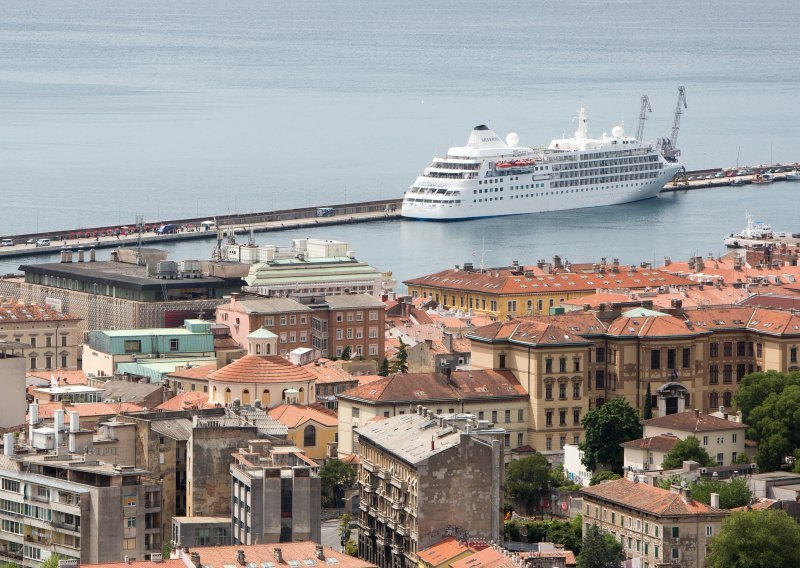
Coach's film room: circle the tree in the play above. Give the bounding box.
[162,543,171,559]
[549,464,581,491]
[41,556,60,568]
[378,357,390,377]
[505,452,551,515]
[576,524,623,568]
[642,383,653,420]
[660,436,715,469]
[339,513,352,546]
[706,509,800,567]
[589,471,621,486]
[319,460,356,507]
[340,346,351,361]
[733,371,800,423]
[747,385,800,471]
[579,398,642,473]
[392,339,409,374]
[689,477,751,509]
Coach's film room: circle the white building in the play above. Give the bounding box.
[563,444,593,487]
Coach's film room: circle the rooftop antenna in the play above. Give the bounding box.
[472,236,492,273]
[135,215,145,265]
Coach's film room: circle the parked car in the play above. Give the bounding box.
[156,224,179,234]
[0,239,13,247]
[35,238,51,247]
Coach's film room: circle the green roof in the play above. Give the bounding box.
[248,328,278,339]
[100,328,198,337]
[116,357,217,383]
[622,307,668,318]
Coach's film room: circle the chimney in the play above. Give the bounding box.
[124,557,130,565]
[417,405,423,415]
[90,247,96,262]
[680,485,691,502]
[431,436,435,451]
[190,552,201,568]
[315,545,325,560]
[274,548,283,564]
[29,402,40,441]
[663,256,671,267]
[231,292,240,304]
[694,408,700,419]
[77,248,84,263]
[237,550,246,566]
[710,493,720,509]
[53,408,65,449]
[3,433,14,457]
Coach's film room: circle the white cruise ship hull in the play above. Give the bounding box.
[402,164,682,220]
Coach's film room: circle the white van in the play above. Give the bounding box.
[0,239,13,247]
[35,238,51,247]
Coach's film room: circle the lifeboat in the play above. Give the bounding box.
[495,159,536,170]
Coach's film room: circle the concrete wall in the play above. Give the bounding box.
[0,356,26,428]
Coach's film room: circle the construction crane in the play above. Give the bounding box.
[635,94,652,141]
[658,86,687,162]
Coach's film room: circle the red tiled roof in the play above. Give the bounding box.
[34,402,144,420]
[620,435,679,453]
[0,300,80,323]
[451,547,514,568]
[469,320,595,346]
[521,550,577,566]
[732,497,777,512]
[168,363,217,380]
[304,359,357,385]
[641,410,747,432]
[209,355,316,384]
[417,537,474,565]
[606,312,708,338]
[582,478,724,516]
[339,369,526,404]
[156,392,214,411]
[84,560,186,568]
[268,404,338,428]
[405,267,696,296]
[176,543,376,568]
[341,453,361,465]
[27,370,87,385]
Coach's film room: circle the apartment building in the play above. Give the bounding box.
[355,410,505,568]
[0,299,81,371]
[215,293,386,359]
[582,478,726,568]
[0,342,28,429]
[0,437,163,566]
[230,440,321,545]
[335,369,528,460]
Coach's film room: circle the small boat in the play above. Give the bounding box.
[751,173,775,184]
[785,170,800,181]
[723,212,774,247]
[730,178,749,186]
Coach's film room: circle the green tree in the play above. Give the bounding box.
[576,524,623,568]
[344,540,358,556]
[505,452,551,515]
[546,515,583,556]
[747,385,800,471]
[319,460,356,507]
[162,543,171,559]
[549,464,581,491]
[392,339,409,374]
[340,346,351,361]
[706,509,800,567]
[589,471,621,486]
[378,357,390,377]
[579,398,642,473]
[660,436,715,469]
[642,383,653,420]
[689,477,751,509]
[733,371,800,423]
[41,556,60,568]
[655,473,683,490]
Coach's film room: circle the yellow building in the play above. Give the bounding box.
[268,403,339,462]
[403,262,696,320]
[207,354,317,407]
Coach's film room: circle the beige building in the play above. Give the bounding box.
[336,369,528,461]
[0,342,27,429]
[356,410,505,568]
[207,354,317,407]
[0,300,81,371]
[582,478,727,568]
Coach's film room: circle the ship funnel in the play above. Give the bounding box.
[466,125,507,150]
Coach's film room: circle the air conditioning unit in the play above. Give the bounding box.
[700,468,707,474]
[750,463,757,469]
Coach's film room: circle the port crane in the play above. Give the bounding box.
[658,86,687,162]
[635,94,652,141]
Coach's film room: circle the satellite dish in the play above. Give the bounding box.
[506,132,519,147]
[612,125,624,138]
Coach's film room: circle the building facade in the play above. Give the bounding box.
[0,300,81,371]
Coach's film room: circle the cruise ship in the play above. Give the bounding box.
[401,107,684,220]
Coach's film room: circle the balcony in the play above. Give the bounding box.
[376,469,390,481]
[391,544,405,556]
[361,460,376,473]
[389,477,408,491]
[395,525,408,537]
[362,483,377,494]
[359,501,368,512]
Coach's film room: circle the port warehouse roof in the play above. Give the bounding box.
[245,257,382,286]
[19,261,245,291]
[404,266,697,295]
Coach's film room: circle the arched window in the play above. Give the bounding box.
[723,391,732,407]
[224,388,232,405]
[255,344,261,355]
[709,391,719,409]
[304,425,317,447]
[262,389,271,406]
[242,389,251,405]
[299,387,305,404]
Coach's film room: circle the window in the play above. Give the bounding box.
[478,411,484,420]
[596,347,606,363]
[123,340,142,354]
[710,365,719,384]
[682,347,691,368]
[732,433,737,443]
[595,370,605,389]
[573,383,580,398]
[723,342,732,357]
[124,538,136,550]
[504,433,510,448]
[573,359,580,372]
[559,410,566,426]
[757,343,763,357]
[1,479,19,493]
[792,347,798,364]
[123,495,137,508]
[170,338,179,351]
[546,438,552,451]
[517,409,524,422]
[545,359,553,373]
[672,526,680,539]
[280,316,287,326]
[351,407,360,418]
[710,342,719,357]
[490,301,497,312]
[546,411,553,427]
[61,336,67,347]
[723,365,732,383]
[504,410,511,423]
[650,349,660,370]
[706,525,713,537]
[303,425,316,447]
[723,391,732,407]
[737,341,746,356]
[289,315,296,325]
[667,349,676,370]
[703,436,709,445]
[545,384,553,400]
[127,517,136,528]
[507,301,517,313]
[573,409,580,426]
[559,436,566,449]
[30,337,36,348]
[559,358,567,373]
[709,391,719,409]
[559,383,567,400]
[671,548,679,560]
[716,452,723,465]
[491,411,498,423]
[737,364,746,382]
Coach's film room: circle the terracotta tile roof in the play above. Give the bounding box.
[417,537,474,565]
[469,320,595,346]
[209,355,316,384]
[173,543,376,568]
[357,375,385,386]
[620,435,680,453]
[606,311,708,338]
[0,300,80,323]
[338,369,526,404]
[405,267,696,296]
[27,370,87,385]
[213,336,240,350]
[34,402,144,420]
[732,497,777,512]
[747,307,800,336]
[268,403,338,428]
[582,478,724,517]
[662,257,800,286]
[303,359,357,385]
[520,550,577,566]
[341,453,361,465]
[83,560,186,568]
[740,294,800,310]
[451,547,514,568]
[641,410,747,432]
[156,392,214,411]
[451,338,472,354]
[168,363,217,380]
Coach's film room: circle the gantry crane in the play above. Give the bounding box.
[635,95,651,142]
[659,86,687,162]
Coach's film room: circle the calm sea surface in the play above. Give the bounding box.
[1,0,799,285]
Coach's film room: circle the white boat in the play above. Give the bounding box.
[751,173,775,184]
[723,212,774,247]
[785,170,800,181]
[400,106,684,220]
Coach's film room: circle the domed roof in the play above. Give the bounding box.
[209,355,316,384]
